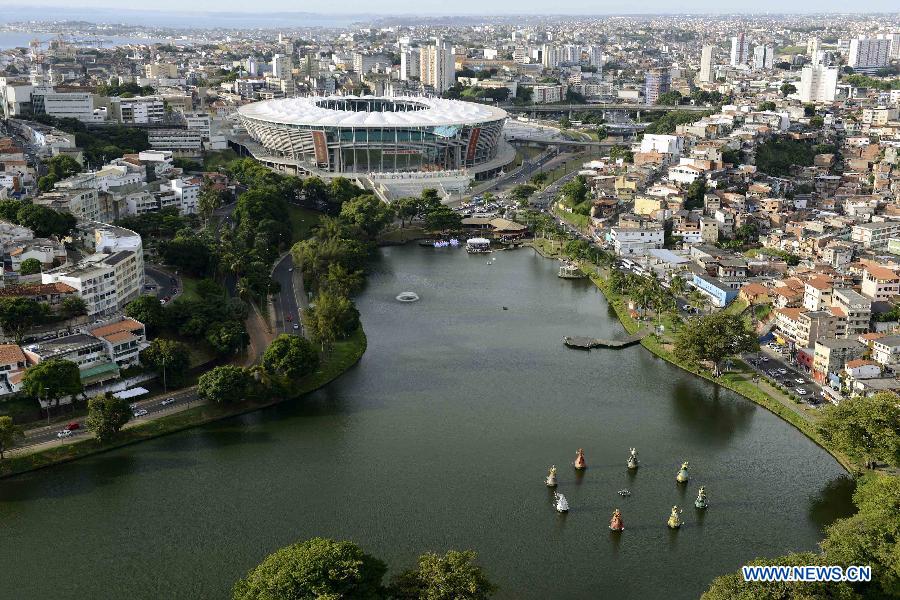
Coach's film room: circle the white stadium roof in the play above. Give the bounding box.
[237,96,508,128]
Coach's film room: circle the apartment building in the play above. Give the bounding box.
[609,224,664,256]
[34,187,100,222]
[812,338,866,384]
[88,317,147,368]
[851,221,900,248]
[861,265,900,301]
[832,288,872,336]
[872,335,900,367]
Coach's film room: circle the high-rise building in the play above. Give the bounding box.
[562,44,581,64]
[875,32,900,60]
[799,64,839,103]
[730,33,750,66]
[698,45,714,82]
[752,45,775,70]
[644,67,671,104]
[541,43,561,69]
[587,45,603,68]
[419,37,455,94]
[400,47,420,81]
[271,54,292,80]
[848,37,891,74]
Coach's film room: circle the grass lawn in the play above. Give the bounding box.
[724,297,749,315]
[203,149,239,171]
[554,207,591,231]
[379,226,428,244]
[288,205,323,243]
[178,275,202,302]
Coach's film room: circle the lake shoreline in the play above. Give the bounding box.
[0,327,367,479]
[529,240,854,473]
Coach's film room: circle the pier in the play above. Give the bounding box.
[563,329,651,350]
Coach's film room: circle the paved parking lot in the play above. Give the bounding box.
[743,345,828,407]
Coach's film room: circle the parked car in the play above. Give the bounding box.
[796,388,808,395]
[761,356,769,362]
[161,397,176,406]
[56,429,72,439]
[778,369,788,375]
[794,378,805,384]
[64,422,80,431]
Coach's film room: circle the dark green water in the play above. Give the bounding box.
[0,246,854,599]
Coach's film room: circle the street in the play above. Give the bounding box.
[742,345,827,407]
[272,253,304,337]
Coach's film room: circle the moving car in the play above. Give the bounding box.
[56,429,72,439]
[293,323,300,330]
[133,408,149,417]
[64,422,80,431]
[795,378,806,384]
[161,397,176,406]
[795,388,808,395]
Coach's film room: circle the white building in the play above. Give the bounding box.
[165,177,201,215]
[400,47,420,81]
[37,89,104,123]
[698,45,714,83]
[609,225,664,256]
[271,54,293,80]
[799,65,838,103]
[420,38,455,94]
[752,45,775,70]
[730,34,750,66]
[34,187,100,222]
[848,37,891,74]
[542,44,561,69]
[110,96,165,124]
[531,85,566,104]
[147,129,203,155]
[640,134,683,156]
[587,45,603,68]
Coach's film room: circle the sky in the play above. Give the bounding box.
[1,0,899,16]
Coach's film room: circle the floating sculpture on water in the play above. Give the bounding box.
[627,448,639,470]
[574,448,586,470]
[676,461,690,483]
[545,465,558,488]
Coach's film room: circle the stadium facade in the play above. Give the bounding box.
[236,96,508,176]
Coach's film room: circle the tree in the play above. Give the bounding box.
[304,292,360,350]
[780,82,797,96]
[701,551,858,600]
[15,204,77,237]
[0,297,48,344]
[757,101,777,112]
[674,312,759,376]
[809,115,825,128]
[0,415,23,460]
[140,339,191,388]
[263,334,319,380]
[684,177,707,210]
[233,537,386,600]
[85,392,131,444]
[18,258,42,276]
[339,194,395,239]
[656,90,683,106]
[59,296,87,319]
[559,175,589,206]
[21,359,83,412]
[424,206,462,232]
[125,295,166,334]
[821,473,900,598]
[388,550,496,600]
[321,263,365,297]
[818,392,900,468]
[198,179,225,223]
[510,184,538,206]
[198,365,256,404]
[205,321,248,356]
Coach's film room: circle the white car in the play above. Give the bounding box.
[161,398,176,406]
[133,408,149,417]
[761,356,769,362]
[795,378,806,384]
[293,323,300,330]
[796,388,808,395]
[778,369,788,375]
[56,429,73,439]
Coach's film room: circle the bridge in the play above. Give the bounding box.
[502,103,711,114]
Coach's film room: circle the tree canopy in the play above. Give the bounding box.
[819,392,900,468]
[674,311,759,375]
[86,392,132,444]
[140,339,191,387]
[198,365,256,404]
[22,359,83,409]
[233,537,387,600]
[388,550,496,600]
[0,415,23,460]
[263,334,319,381]
[0,297,48,343]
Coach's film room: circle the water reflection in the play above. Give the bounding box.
[808,475,856,529]
[670,381,755,445]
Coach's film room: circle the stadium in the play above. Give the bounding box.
[236,96,509,178]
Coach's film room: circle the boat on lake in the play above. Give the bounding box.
[466,237,491,253]
[618,489,631,497]
[553,492,569,513]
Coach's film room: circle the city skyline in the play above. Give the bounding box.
[4,2,900,16]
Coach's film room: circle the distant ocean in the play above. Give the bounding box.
[0,31,171,50]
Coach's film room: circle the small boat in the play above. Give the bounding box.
[545,465,558,488]
[667,506,683,529]
[617,489,631,497]
[502,306,508,310]
[466,237,491,253]
[627,448,639,470]
[676,461,690,484]
[553,491,569,513]
[573,448,586,470]
[609,509,624,531]
[694,486,709,509]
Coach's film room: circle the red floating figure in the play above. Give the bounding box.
[574,448,586,470]
[609,509,624,531]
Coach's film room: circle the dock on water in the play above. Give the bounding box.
[563,329,651,350]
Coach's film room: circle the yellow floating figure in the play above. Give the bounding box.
[667,505,683,529]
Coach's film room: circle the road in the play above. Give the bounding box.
[741,345,827,407]
[144,264,180,301]
[272,253,304,337]
[18,388,200,449]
